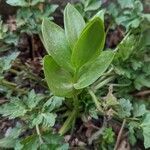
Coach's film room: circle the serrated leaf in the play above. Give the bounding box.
[0,98,27,119]
[133,103,147,117]
[21,133,67,150]
[105,89,118,107]
[26,90,44,109]
[43,96,64,112]
[43,55,74,97]
[74,51,115,89]
[64,3,85,49]
[114,35,136,62]
[71,17,105,69]
[117,98,133,118]
[42,19,73,72]
[0,52,19,73]
[0,124,23,148]
[32,112,56,127]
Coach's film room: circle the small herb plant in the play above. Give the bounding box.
[6,0,58,34]
[42,3,115,134]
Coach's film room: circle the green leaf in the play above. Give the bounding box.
[31,0,44,6]
[92,9,106,21]
[6,0,28,6]
[141,113,150,149]
[43,96,64,112]
[117,98,133,118]
[71,17,105,69]
[0,124,23,148]
[21,133,68,150]
[64,3,85,49]
[26,90,44,109]
[133,103,147,117]
[74,51,115,89]
[43,55,74,97]
[84,0,101,11]
[114,34,136,62]
[0,98,27,119]
[32,113,57,127]
[42,19,73,72]
[0,52,19,74]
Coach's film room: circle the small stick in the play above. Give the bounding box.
[114,119,126,150]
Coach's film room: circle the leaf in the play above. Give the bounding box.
[0,98,27,119]
[117,98,133,118]
[42,19,73,72]
[21,133,68,150]
[74,51,115,89]
[0,52,19,74]
[31,0,44,6]
[141,113,150,149]
[32,113,57,127]
[21,134,39,150]
[6,0,28,6]
[26,90,44,109]
[105,88,118,107]
[133,103,147,117]
[43,55,74,97]
[0,124,23,148]
[42,113,57,127]
[114,34,136,62]
[71,17,105,69]
[64,3,85,49]
[92,9,106,21]
[117,0,134,9]
[84,0,101,11]
[43,96,64,112]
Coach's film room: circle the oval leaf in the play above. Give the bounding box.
[64,3,85,49]
[43,55,74,97]
[74,51,115,89]
[71,17,105,69]
[42,19,73,72]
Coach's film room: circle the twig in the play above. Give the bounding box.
[114,119,126,150]
[134,90,150,97]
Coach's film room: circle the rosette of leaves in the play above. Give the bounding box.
[42,3,115,134]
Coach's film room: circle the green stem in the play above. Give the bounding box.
[58,109,77,135]
[88,89,103,113]
[94,76,116,90]
[0,79,27,94]
[59,94,79,135]
[36,125,43,144]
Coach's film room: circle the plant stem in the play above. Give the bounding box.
[36,125,44,144]
[94,76,116,90]
[0,79,27,94]
[58,109,77,135]
[88,89,103,113]
[59,94,79,135]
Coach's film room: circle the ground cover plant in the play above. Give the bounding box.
[0,0,149,149]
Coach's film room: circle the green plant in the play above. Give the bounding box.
[6,0,58,34]
[75,0,103,20]
[42,3,115,135]
[0,90,68,149]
